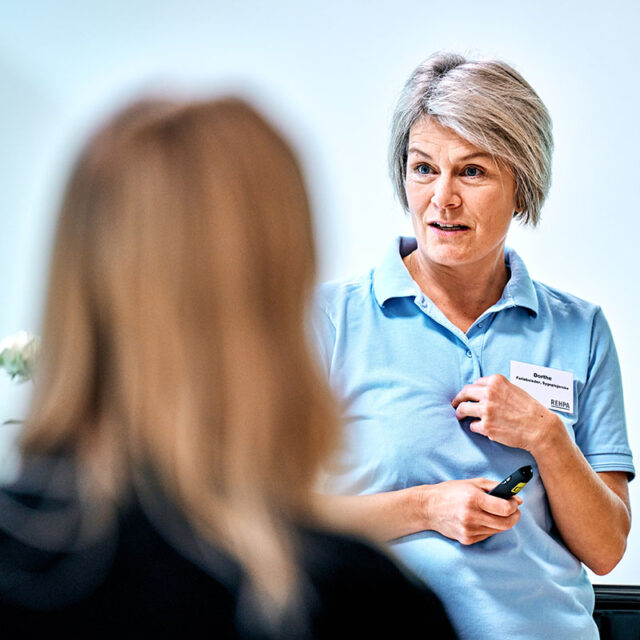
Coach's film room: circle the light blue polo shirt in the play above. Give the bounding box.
[314,236,635,640]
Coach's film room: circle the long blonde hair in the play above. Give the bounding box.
[21,97,339,613]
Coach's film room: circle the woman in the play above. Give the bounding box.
[0,97,457,637]
[314,52,634,640]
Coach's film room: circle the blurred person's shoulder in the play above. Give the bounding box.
[0,465,241,636]
[0,460,456,637]
[296,527,458,638]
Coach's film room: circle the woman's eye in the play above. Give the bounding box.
[463,166,482,177]
[416,164,433,175]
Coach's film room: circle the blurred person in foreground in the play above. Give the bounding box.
[0,97,457,638]
[314,52,634,639]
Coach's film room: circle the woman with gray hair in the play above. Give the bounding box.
[315,52,634,639]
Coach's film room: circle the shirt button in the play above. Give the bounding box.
[466,350,472,358]
[477,322,483,328]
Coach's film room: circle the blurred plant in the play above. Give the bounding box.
[0,331,40,382]
[0,331,40,425]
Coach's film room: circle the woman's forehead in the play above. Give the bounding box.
[408,118,487,161]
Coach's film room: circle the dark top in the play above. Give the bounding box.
[0,459,457,639]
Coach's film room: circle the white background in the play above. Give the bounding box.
[1,1,638,584]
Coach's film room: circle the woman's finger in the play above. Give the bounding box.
[474,374,509,387]
[471,477,500,492]
[467,420,488,437]
[454,401,483,420]
[478,492,522,517]
[451,385,485,408]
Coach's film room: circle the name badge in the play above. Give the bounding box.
[510,361,574,414]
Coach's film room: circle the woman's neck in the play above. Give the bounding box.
[404,249,510,333]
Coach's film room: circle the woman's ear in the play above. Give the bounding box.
[513,195,523,216]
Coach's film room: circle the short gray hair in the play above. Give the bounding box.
[389,52,553,225]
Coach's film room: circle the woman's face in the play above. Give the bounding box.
[405,117,518,272]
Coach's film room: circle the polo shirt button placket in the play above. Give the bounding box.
[461,344,477,383]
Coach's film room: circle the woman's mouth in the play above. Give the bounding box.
[428,221,469,233]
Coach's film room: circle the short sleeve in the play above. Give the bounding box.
[574,307,635,480]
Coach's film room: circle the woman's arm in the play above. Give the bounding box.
[314,478,522,544]
[453,374,631,574]
[531,419,630,575]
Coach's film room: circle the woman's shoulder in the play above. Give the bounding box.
[314,269,376,313]
[298,526,409,578]
[0,462,455,637]
[0,468,121,628]
[0,476,242,635]
[507,247,602,321]
[532,278,604,323]
[296,527,458,638]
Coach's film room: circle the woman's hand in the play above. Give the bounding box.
[450,374,631,574]
[451,374,557,452]
[314,479,522,544]
[419,478,522,545]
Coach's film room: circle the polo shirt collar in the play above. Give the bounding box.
[501,246,539,316]
[372,237,420,306]
[372,236,539,316]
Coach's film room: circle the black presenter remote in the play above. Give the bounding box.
[488,465,533,499]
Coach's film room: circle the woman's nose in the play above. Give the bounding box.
[431,176,461,209]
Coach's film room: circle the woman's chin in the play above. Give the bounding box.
[421,247,476,270]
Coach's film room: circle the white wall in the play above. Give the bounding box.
[1,0,638,583]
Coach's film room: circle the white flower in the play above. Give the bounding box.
[0,331,40,382]
[0,330,31,353]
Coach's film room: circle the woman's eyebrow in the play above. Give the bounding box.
[407,146,432,159]
[457,151,492,162]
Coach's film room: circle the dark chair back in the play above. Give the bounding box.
[594,585,640,640]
